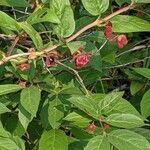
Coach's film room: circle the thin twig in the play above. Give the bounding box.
[56,61,89,95]
[6,36,20,56]
[116,44,150,58]
[105,56,150,69]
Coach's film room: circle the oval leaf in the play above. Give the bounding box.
[111,15,150,32]
[140,89,150,118]
[133,68,150,80]
[18,22,43,49]
[0,11,21,31]
[105,113,145,128]
[48,98,64,129]
[39,129,68,150]
[0,0,29,7]
[108,129,150,150]
[50,0,75,37]
[19,86,41,130]
[81,0,109,16]
[0,84,22,96]
[27,8,60,25]
[85,135,110,150]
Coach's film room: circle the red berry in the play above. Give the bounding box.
[17,63,30,71]
[87,122,96,133]
[116,34,128,48]
[73,53,90,69]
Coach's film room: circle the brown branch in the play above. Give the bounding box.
[0,3,134,66]
[6,36,20,56]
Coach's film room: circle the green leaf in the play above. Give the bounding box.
[90,55,102,72]
[133,68,150,80]
[108,129,150,150]
[39,129,68,150]
[140,89,150,118]
[64,112,91,128]
[134,0,150,3]
[18,22,43,49]
[19,86,41,130]
[105,113,145,128]
[68,95,99,119]
[115,0,131,6]
[99,91,124,115]
[81,0,109,16]
[27,8,60,25]
[0,11,21,32]
[103,98,140,117]
[48,98,64,129]
[130,81,144,95]
[67,41,86,54]
[0,0,29,7]
[0,84,22,96]
[111,15,150,32]
[0,102,10,114]
[85,135,110,150]
[132,128,150,142]
[50,0,75,37]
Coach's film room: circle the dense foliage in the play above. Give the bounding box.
[0,0,150,150]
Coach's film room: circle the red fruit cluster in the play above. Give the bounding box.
[104,21,128,48]
[87,122,96,133]
[116,34,128,48]
[73,53,90,69]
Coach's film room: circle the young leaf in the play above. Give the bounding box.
[84,135,110,150]
[111,15,150,32]
[39,129,68,150]
[133,68,150,80]
[0,11,21,31]
[50,0,75,37]
[48,98,64,129]
[27,8,60,25]
[105,113,145,128]
[81,0,109,16]
[18,22,43,49]
[0,84,22,96]
[108,129,150,150]
[0,0,29,7]
[140,89,150,118]
[67,41,86,54]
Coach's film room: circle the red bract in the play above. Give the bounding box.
[104,26,113,39]
[45,56,56,67]
[87,122,96,133]
[104,21,113,39]
[116,34,128,48]
[73,53,90,69]
[17,63,30,71]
